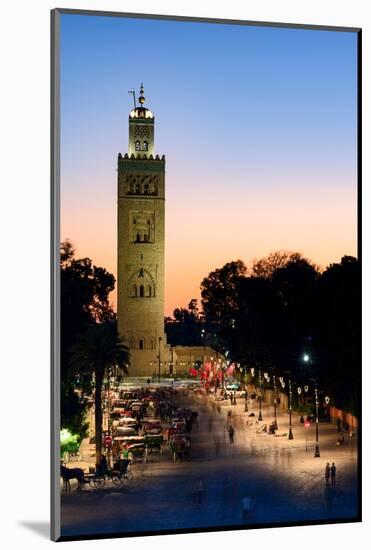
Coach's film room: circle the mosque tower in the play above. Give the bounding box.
[117,84,166,377]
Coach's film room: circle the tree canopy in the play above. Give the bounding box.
[172,251,360,415]
[60,240,116,440]
[70,321,129,465]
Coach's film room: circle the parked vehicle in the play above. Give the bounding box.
[127,442,147,462]
[114,426,137,436]
[145,433,163,454]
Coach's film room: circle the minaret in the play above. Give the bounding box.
[117,84,166,377]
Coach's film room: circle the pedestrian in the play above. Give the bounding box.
[214,437,220,457]
[330,462,336,487]
[197,478,204,505]
[241,496,252,519]
[337,418,341,433]
[229,425,235,444]
[122,445,129,460]
[100,454,108,475]
[325,462,330,485]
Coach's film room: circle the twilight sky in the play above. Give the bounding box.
[60,13,358,316]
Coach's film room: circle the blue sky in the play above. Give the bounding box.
[60,13,358,314]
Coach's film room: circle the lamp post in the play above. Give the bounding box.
[324,395,330,421]
[244,367,249,411]
[314,386,320,457]
[297,386,302,407]
[258,370,263,421]
[273,375,278,429]
[158,336,162,383]
[288,378,294,440]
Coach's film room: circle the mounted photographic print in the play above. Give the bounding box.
[51,9,361,542]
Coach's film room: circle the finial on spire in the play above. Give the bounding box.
[128,89,136,108]
[138,83,145,105]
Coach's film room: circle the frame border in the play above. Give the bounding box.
[51,8,362,542]
[51,7,61,542]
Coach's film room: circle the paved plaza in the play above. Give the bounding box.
[61,387,358,537]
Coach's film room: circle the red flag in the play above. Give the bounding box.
[189,367,198,377]
[203,362,212,372]
[226,363,235,376]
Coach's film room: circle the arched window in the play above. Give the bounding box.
[135,140,140,151]
[139,285,144,297]
[146,285,151,297]
[139,339,144,350]
[143,140,148,151]
[144,183,149,194]
[135,184,140,194]
[131,285,137,297]
[150,339,154,350]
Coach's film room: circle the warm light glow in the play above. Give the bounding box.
[60,428,78,445]
[129,108,154,119]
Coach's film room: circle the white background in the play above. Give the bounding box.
[0,0,369,548]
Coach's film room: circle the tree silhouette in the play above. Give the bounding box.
[60,240,116,439]
[69,321,129,466]
[201,260,247,325]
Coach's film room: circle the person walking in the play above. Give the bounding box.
[330,462,336,487]
[121,445,129,460]
[325,463,330,486]
[214,437,220,457]
[228,425,235,444]
[100,454,108,476]
[197,478,204,505]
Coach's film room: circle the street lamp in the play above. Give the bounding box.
[324,395,330,421]
[243,366,249,411]
[258,370,263,421]
[314,386,320,457]
[273,375,278,429]
[158,336,162,382]
[288,379,294,440]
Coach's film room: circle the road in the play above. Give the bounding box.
[61,389,359,537]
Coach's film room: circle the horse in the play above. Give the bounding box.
[60,464,85,491]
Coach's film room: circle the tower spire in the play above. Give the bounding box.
[138,83,145,105]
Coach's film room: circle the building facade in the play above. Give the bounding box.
[117,84,169,376]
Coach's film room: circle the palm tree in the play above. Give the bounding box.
[69,321,130,466]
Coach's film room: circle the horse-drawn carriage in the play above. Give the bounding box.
[60,458,134,491]
[169,433,191,461]
[114,425,138,437]
[112,416,138,430]
[145,433,163,454]
[142,420,162,434]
